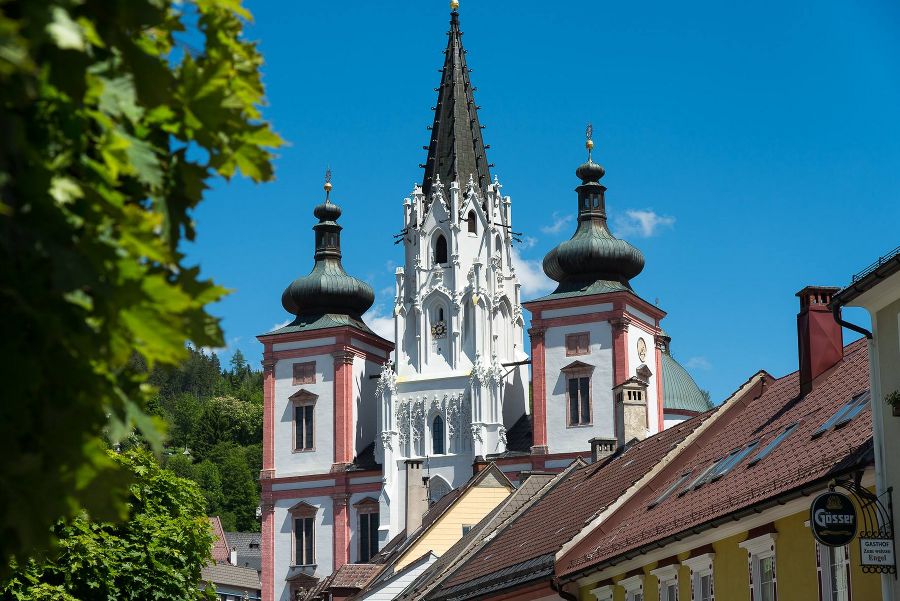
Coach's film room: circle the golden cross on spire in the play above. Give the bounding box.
[585,123,594,161]
[451,0,460,10]
[324,167,333,202]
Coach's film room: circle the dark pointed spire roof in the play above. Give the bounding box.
[279,176,375,332]
[541,130,645,298]
[422,5,491,199]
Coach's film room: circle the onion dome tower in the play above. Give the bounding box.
[542,129,645,296]
[281,173,376,332]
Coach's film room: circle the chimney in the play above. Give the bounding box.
[796,286,843,395]
[229,546,237,566]
[589,437,618,463]
[404,459,429,534]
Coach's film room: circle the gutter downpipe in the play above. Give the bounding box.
[550,577,578,601]
[832,299,892,601]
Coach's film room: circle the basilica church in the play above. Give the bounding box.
[256,6,710,601]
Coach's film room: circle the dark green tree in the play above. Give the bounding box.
[2,449,216,600]
[208,442,258,532]
[0,0,281,564]
[191,460,225,519]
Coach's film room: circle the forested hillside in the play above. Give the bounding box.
[145,348,263,532]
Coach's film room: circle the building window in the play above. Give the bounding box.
[619,574,644,601]
[568,376,591,426]
[683,553,715,601]
[289,390,317,451]
[566,332,590,356]
[358,511,379,563]
[434,233,448,265]
[650,565,679,601]
[294,516,314,565]
[467,211,477,234]
[432,415,445,454]
[292,361,315,385]
[462,524,473,536]
[740,532,777,601]
[817,543,850,601]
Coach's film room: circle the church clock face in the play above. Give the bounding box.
[637,337,647,362]
[431,321,447,339]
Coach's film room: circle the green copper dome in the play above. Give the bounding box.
[281,189,374,323]
[542,153,645,296]
[659,339,711,413]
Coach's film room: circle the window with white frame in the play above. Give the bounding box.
[682,552,715,601]
[739,532,777,601]
[619,574,644,601]
[650,564,679,601]
[288,501,317,567]
[817,543,850,601]
[588,584,613,601]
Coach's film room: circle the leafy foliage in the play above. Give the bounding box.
[155,347,263,531]
[0,0,280,565]
[2,449,216,601]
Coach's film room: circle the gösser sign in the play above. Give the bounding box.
[810,492,857,547]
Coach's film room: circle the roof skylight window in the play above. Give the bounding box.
[648,471,692,508]
[681,462,719,493]
[813,391,870,437]
[709,441,758,481]
[748,424,797,466]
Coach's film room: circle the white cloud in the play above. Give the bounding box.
[365,305,395,343]
[511,247,554,298]
[270,318,291,331]
[540,212,573,235]
[613,209,675,238]
[685,356,712,371]
[518,235,538,250]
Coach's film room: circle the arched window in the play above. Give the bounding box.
[438,308,444,321]
[432,415,445,454]
[467,211,477,234]
[428,476,452,505]
[434,234,448,265]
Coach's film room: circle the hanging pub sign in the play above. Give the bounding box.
[810,492,857,547]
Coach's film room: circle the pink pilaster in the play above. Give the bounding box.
[610,316,630,387]
[260,485,274,601]
[529,326,548,453]
[655,341,665,431]
[262,351,276,472]
[332,351,355,467]
[332,492,351,570]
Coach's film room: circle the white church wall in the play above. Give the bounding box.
[626,322,661,434]
[271,479,336,492]
[544,321,615,454]
[274,354,334,476]
[273,336,336,352]
[353,356,382,458]
[273,494,334,601]
[541,302,613,319]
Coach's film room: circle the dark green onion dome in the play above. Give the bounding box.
[542,149,645,294]
[658,332,712,413]
[281,185,375,321]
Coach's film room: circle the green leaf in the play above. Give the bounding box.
[46,7,85,51]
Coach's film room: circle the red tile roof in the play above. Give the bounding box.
[329,563,383,589]
[558,339,872,578]
[209,516,230,564]
[437,412,709,596]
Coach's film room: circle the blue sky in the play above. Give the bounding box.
[185,0,900,403]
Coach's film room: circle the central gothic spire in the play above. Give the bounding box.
[421,4,491,199]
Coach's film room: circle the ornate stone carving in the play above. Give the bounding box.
[332,350,356,364]
[411,398,426,444]
[397,400,410,447]
[470,424,483,443]
[498,425,507,446]
[610,316,632,332]
[376,362,397,395]
[380,431,393,451]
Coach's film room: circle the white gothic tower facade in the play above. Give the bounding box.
[375,7,529,543]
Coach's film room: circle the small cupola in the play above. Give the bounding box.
[542,126,645,295]
[281,172,375,321]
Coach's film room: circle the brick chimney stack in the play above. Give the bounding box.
[404,459,429,535]
[796,286,843,395]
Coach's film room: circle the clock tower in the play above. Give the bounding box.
[375,3,529,543]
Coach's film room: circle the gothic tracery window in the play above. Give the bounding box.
[467,211,477,234]
[434,233,448,265]
[432,415,445,454]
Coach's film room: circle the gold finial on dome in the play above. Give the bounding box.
[323,167,333,201]
[585,122,594,161]
[450,0,459,10]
